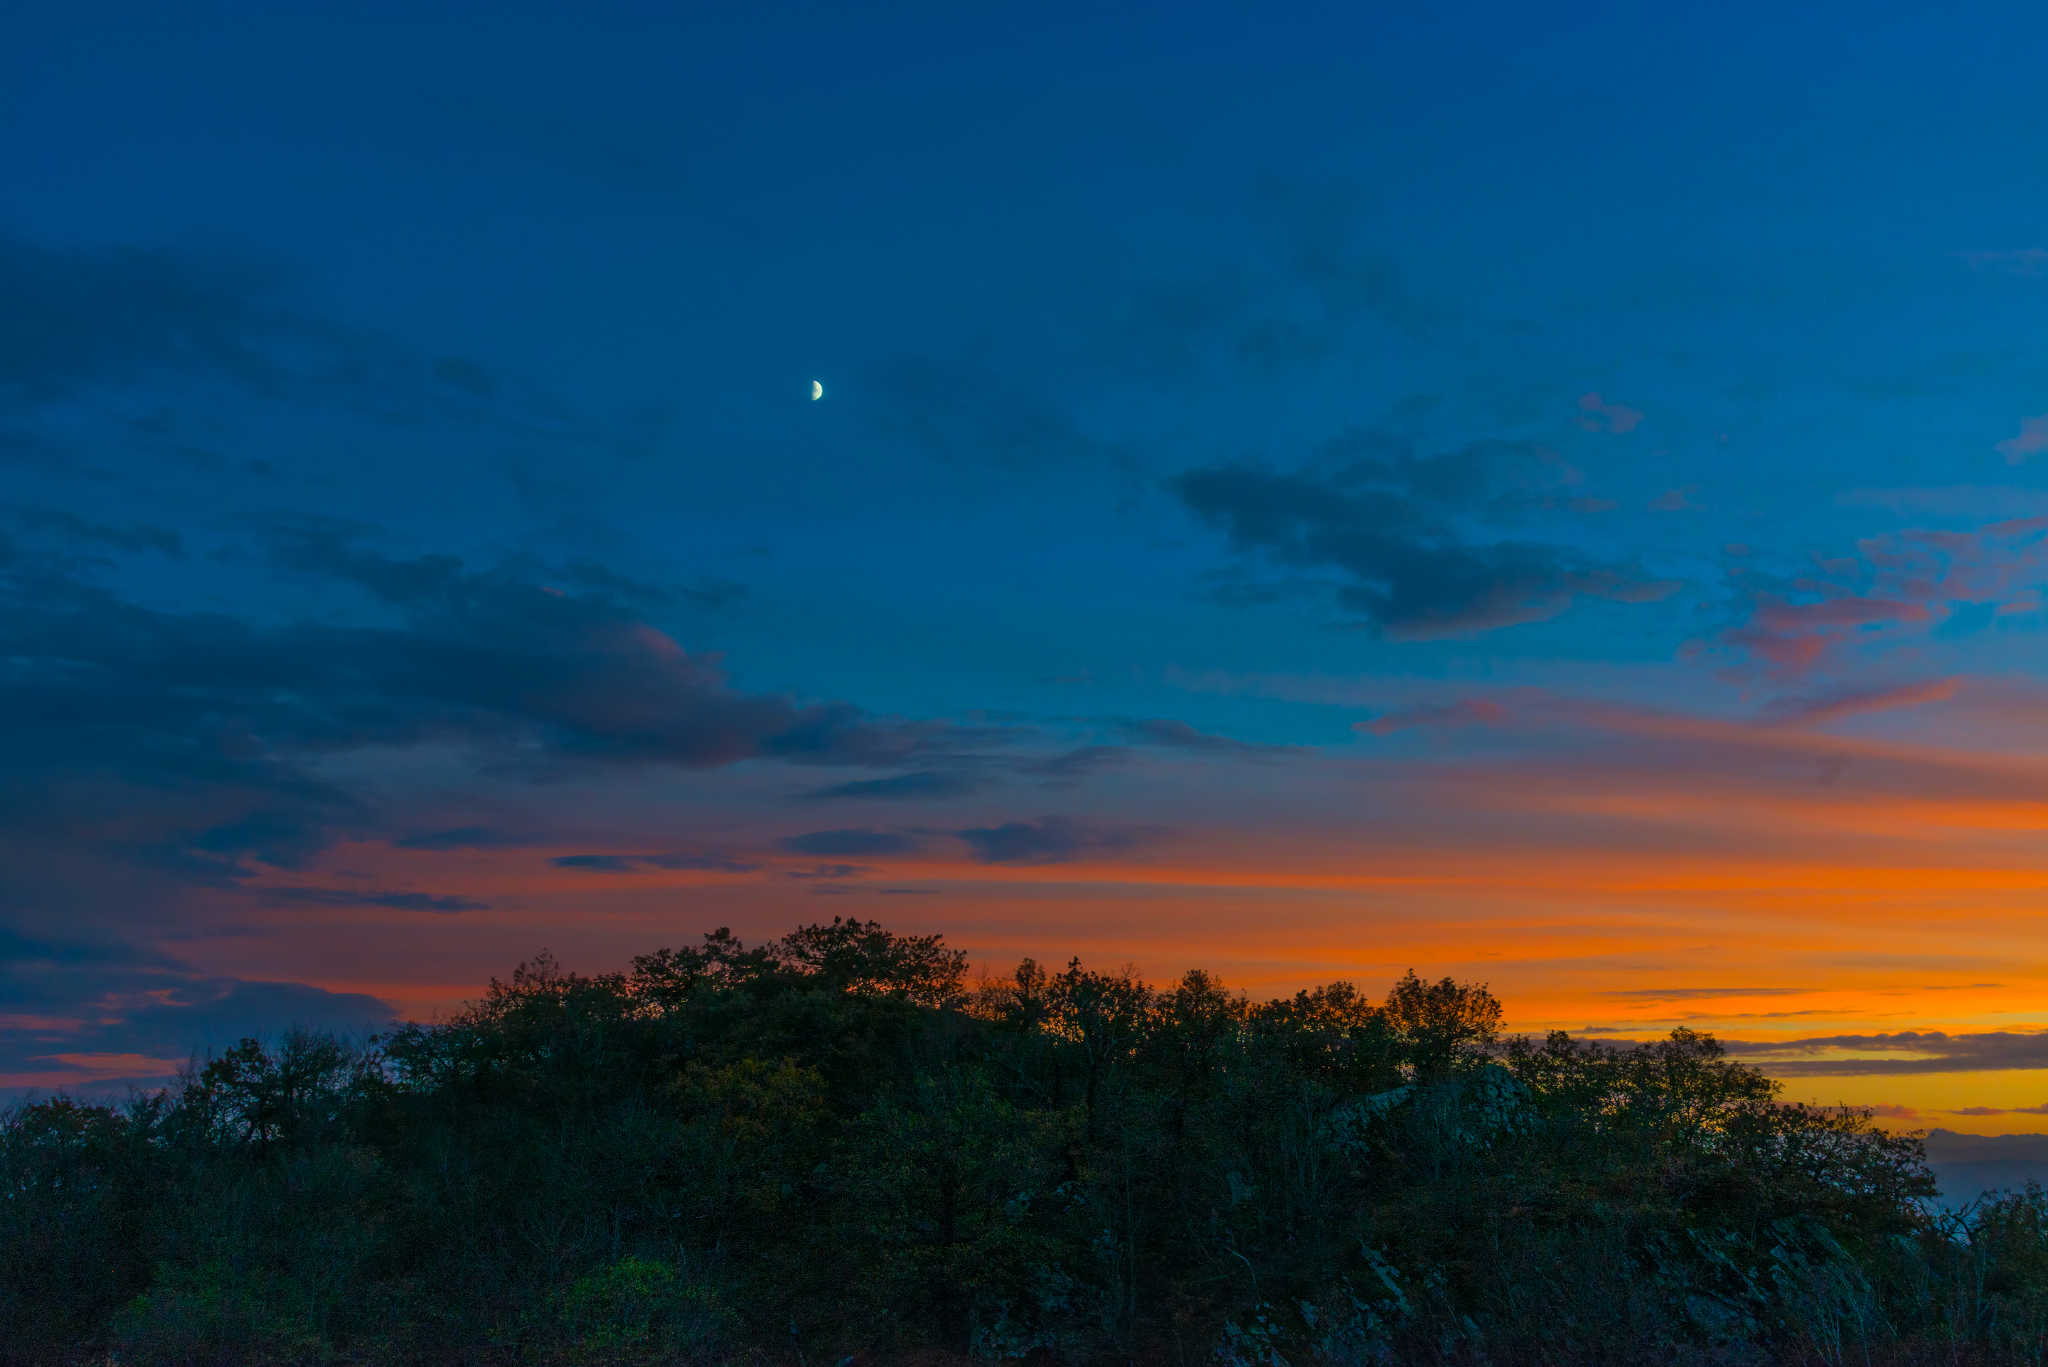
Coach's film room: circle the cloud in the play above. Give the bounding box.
[262,887,491,914]
[1648,485,1698,512]
[14,508,185,558]
[1721,1029,2048,1076]
[954,817,1160,865]
[776,828,927,857]
[0,234,308,402]
[1722,596,1935,673]
[1354,699,1505,737]
[1123,718,1279,756]
[1950,1103,2048,1116]
[0,526,1025,996]
[1997,415,2048,465]
[1597,987,1817,1002]
[678,576,748,609]
[1837,486,2048,518]
[0,233,514,420]
[1174,438,1674,639]
[552,855,639,873]
[803,770,985,801]
[1575,392,1644,434]
[867,355,1107,468]
[1756,678,1959,728]
[783,863,865,881]
[1869,1104,1922,1120]
[395,826,530,851]
[0,928,394,1090]
[1951,249,2048,278]
[1717,517,2048,674]
[796,743,1122,801]
[551,851,759,874]
[8,527,940,794]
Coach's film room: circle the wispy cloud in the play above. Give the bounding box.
[1122,718,1293,758]
[954,817,1164,866]
[1354,699,1505,737]
[1756,679,1959,728]
[1997,416,2048,465]
[1716,517,2048,675]
[1575,392,1644,434]
[1950,1104,2048,1116]
[262,887,491,914]
[1722,1030,2048,1076]
[550,851,760,874]
[1598,986,1817,1002]
[1951,249,2048,279]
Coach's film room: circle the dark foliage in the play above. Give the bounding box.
[2,916,2036,1366]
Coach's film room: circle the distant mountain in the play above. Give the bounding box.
[1922,1129,2048,1206]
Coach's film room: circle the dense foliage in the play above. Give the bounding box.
[4,918,2043,1366]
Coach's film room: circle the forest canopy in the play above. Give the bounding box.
[3,918,2037,1367]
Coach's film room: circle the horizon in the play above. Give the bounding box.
[11,1,2048,1137]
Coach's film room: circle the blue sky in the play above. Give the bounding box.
[10,1,2048,1123]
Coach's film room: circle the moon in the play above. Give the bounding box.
[810,380,824,400]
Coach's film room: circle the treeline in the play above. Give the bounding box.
[4,918,2045,1366]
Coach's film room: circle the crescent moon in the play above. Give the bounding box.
[811,380,824,400]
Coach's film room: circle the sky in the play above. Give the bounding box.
[8,0,2048,1129]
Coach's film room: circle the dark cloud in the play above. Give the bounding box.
[1097,181,1435,381]
[1174,438,1675,639]
[552,855,640,873]
[394,826,529,851]
[1024,745,1131,786]
[0,527,994,998]
[954,817,1160,866]
[784,863,865,881]
[804,770,985,801]
[5,530,933,791]
[0,234,527,431]
[1722,1029,2048,1076]
[1247,177,1436,343]
[798,743,1131,802]
[263,887,491,914]
[679,576,748,609]
[1121,719,1287,758]
[777,828,928,857]
[14,507,185,557]
[0,235,306,402]
[867,355,1108,468]
[551,852,759,874]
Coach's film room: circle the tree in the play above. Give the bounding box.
[768,917,968,1006]
[1383,970,1501,1080]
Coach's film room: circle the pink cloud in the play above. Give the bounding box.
[1718,516,2048,675]
[1355,698,1506,737]
[1869,1103,1921,1120]
[1576,392,1644,434]
[1996,415,2048,465]
[1649,485,1698,512]
[1724,596,1931,672]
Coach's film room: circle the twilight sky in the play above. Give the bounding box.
[9,1,2048,1127]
